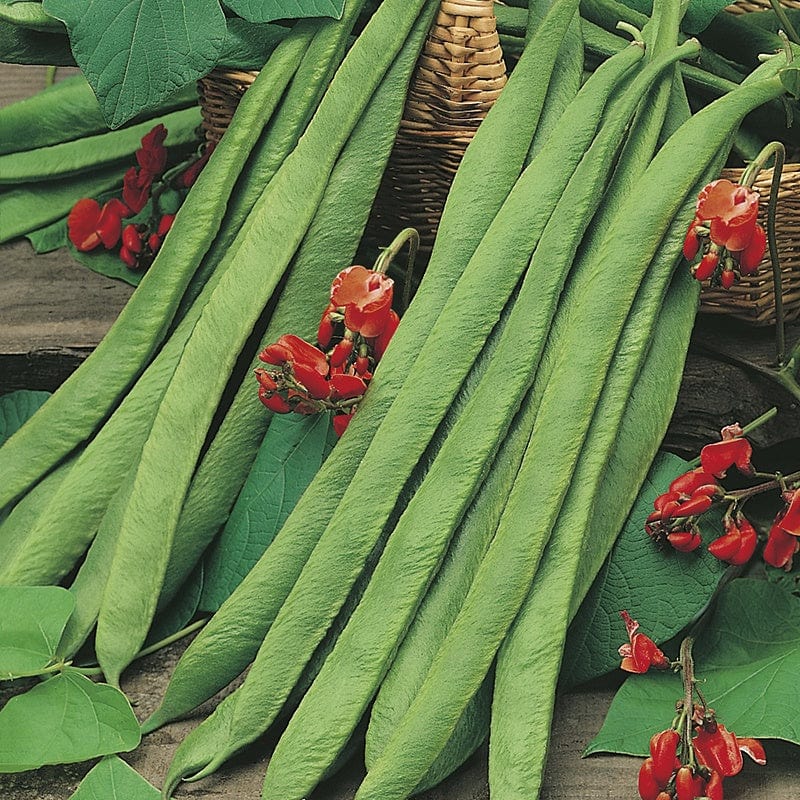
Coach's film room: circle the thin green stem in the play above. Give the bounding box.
[769,0,800,46]
[687,407,778,468]
[131,617,209,661]
[372,227,420,312]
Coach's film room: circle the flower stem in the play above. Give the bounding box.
[373,227,420,312]
[768,0,800,45]
[680,637,696,764]
[686,407,778,468]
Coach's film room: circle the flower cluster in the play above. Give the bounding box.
[683,179,767,288]
[619,618,766,800]
[67,125,213,271]
[645,422,800,570]
[255,264,400,436]
[639,718,766,800]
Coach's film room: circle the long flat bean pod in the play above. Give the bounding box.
[94,0,433,688]
[353,60,795,800]
[0,106,200,184]
[166,40,645,798]
[173,10,363,319]
[260,41,695,800]
[0,30,312,512]
[0,77,197,156]
[144,0,635,738]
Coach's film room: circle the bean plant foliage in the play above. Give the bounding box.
[39,0,345,127]
[0,586,140,772]
[586,579,800,757]
[69,756,160,799]
[562,452,727,688]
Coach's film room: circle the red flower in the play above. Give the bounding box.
[649,729,680,785]
[122,166,151,214]
[136,123,168,177]
[763,514,800,570]
[330,265,394,338]
[67,197,128,252]
[638,757,663,800]
[696,179,760,252]
[667,530,703,552]
[618,611,669,673]
[328,373,367,401]
[694,250,720,281]
[332,412,353,437]
[370,308,400,361]
[700,425,754,479]
[693,723,765,778]
[179,141,216,188]
[669,468,719,498]
[260,334,328,374]
[777,489,800,536]
[707,516,758,566]
[737,223,766,274]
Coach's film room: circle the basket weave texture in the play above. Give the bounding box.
[197,67,259,143]
[699,163,800,326]
[726,0,800,13]
[365,0,507,260]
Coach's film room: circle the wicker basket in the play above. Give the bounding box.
[726,0,800,13]
[195,2,507,267]
[364,0,507,264]
[197,67,259,143]
[699,163,800,325]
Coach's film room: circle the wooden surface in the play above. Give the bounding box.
[2,64,800,800]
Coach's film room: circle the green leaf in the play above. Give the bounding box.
[42,0,226,128]
[0,586,74,678]
[586,579,800,757]
[217,17,290,69]
[0,668,140,771]
[223,0,345,23]
[25,215,69,253]
[0,389,51,446]
[69,756,160,800]
[562,452,727,688]
[199,413,335,611]
[0,16,74,65]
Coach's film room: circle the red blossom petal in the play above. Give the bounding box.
[650,729,680,786]
[96,199,127,249]
[293,363,331,400]
[763,518,800,569]
[67,198,103,251]
[738,223,766,274]
[122,166,151,214]
[778,489,800,536]
[693,724,744,778]
[694,251,719,281]
[668,530,702,552]
[136,124,168,176]
[331,265,394,338]
[328,373,366,400]
[700,437,753,478]
[738,737,767,765]
[669,468,718,498]
[259,388,291,413]
[372,308,400,360]
[638,758,662,800]
[683,220,701,261]
[675,494,713,517]
[332,412,353,437]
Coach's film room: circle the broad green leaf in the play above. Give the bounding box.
[42,0,226,128]
[0,668,140,771]
[69,756,160,800]
[586,579,800,757]
[224,0,345,23]
[0,16,74,64]
[0,389,50,446]
[218,17,290,69]
[0,586,74,678]
[25,215,68,253]
[562,452,727,688]
[200,413,335,611]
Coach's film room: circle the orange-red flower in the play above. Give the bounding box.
[618,611,669,673]
[696,179,761,252]
[693,722,766,777]
[67,197,128,252]
[330,265,394,338]
[136,123,168,177]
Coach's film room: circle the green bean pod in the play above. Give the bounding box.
[0,106,200,184]
[144,0,632,738]
[0,29,313,513]
[353,58,795,800]
[259,40,695,800]
[94,0,433,689]
[0,76,198,156]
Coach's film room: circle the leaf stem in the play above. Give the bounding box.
[134,617,209,660]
